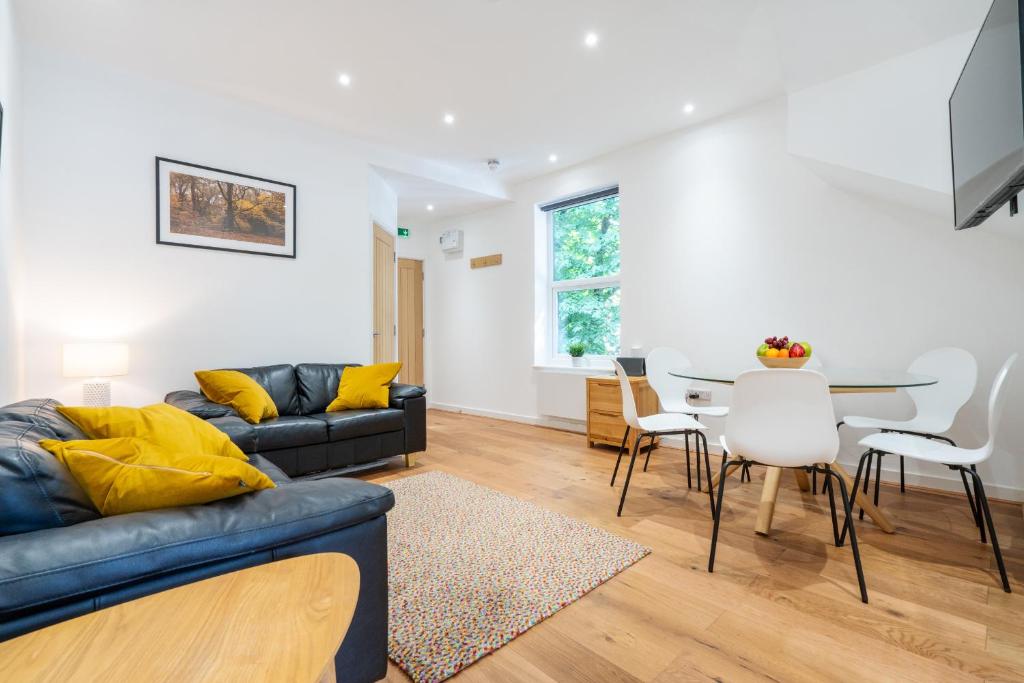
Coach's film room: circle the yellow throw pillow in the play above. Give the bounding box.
[40,437,275,516]
[58,403,248,461]
[195,370,279,424]
[326,362,402,411]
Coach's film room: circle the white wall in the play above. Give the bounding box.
[0,0,19,404]
[788,31,974,194]
[17,48,395,406]
[422,98,1024,500]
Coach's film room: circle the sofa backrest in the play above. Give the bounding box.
[295,363,361,415]
[231,364,302,416]
[0,400,100,536]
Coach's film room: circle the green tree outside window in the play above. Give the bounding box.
[552,195,620,355]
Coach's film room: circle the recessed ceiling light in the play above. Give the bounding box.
[683,103,695,114]
[338,73,352,87]
[548,154,558,163]
[584,32,599,48]
[443,113,455,125]
[426,204,435,212]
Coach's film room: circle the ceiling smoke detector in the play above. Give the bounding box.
[486,158,501,172]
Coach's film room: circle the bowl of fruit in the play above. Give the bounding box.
[756,336,812,368]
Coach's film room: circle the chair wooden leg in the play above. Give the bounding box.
[404,453,417,468]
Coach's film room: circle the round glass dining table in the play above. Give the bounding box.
[665,365,938,535]
[668,366,937,393]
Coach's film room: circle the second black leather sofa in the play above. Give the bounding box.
[166,363,426,479]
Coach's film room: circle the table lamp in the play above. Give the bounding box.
[62,342,130,406]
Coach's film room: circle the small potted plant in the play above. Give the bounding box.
[568,341,586,367]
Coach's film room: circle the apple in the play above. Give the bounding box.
[800,341,812,357]
[756,343,770,357]
[789,343,806,358]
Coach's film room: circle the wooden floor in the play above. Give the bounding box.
[363,410,1024,683]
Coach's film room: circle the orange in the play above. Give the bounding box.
[778,348,790,358]
[765,348,780,358]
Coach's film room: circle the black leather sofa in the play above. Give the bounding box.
[166,363,427,479]
[0,399,394,683]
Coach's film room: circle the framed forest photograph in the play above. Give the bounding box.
[156,157,296,258]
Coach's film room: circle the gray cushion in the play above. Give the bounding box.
[0,422,99,536]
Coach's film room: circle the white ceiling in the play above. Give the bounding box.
[15,0,990,215]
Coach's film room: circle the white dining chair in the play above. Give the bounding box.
[851,353,1017,593]
[645,347,730,490]
[609,360,710,517]
[839,347,977,516]
[708,369,868,603]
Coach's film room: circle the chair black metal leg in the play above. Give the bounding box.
[812,469,817,495]
[873,451,883,510]
[695,433,703,492]
[708,456,733,572]
[972,465,987,544]
[616,433,646,517]
[859,451,874,521]
[684,433,693,487]
[965,467,1010,593]
[840,449,873,547]
[699,431,714,515]
[899,456,906,493]
[959,467,981,528]
[643,437,653,472]
[825,466,841,546]
[611,426,630,486]
[829,468,869,603]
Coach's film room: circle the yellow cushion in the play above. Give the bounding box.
[58,403,248,461]
[194,370,279,424]
[40,437,275,516]
[326,362,402,411]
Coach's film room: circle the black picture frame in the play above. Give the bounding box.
[155,156,297,258]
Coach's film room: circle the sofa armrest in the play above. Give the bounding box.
[400,395,426,454]
[164,390,235,419]
[389,383,426,409]
[0,478,394,619]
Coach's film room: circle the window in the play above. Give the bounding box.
[544,187,620,357]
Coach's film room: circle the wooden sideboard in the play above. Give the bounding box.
[586,375,659,451]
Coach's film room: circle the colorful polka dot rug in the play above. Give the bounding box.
[384,471,651,682]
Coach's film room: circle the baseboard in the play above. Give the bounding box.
[429,405,1024,505]
[430,402,586,434]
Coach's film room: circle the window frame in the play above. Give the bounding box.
[546,191,621,361]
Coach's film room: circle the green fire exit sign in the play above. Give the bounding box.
[397,227,410,238]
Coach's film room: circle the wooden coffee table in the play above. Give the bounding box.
[0,553,360,683]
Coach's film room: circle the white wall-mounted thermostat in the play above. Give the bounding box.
[439,229,463,252]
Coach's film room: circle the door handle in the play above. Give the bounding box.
[372,332,381,337]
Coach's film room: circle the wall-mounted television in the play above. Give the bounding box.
[950,0,1024,229]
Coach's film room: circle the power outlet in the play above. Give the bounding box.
[687,389,712,403]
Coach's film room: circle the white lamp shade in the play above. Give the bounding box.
[63,343,130,378]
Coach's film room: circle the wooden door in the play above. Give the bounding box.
[372,225,395,364]
[397,258,424,385]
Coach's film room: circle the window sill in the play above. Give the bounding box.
[532,362,613,376]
